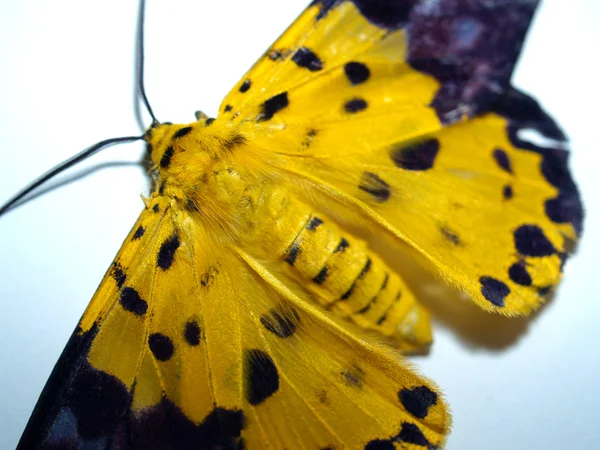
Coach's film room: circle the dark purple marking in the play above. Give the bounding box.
[128,400,244,449]
[491,88,583,236]
[344,97,368,113]
[493,148,512,173]
[441,226,460,245]
[397,422,430,446]
[341,364,365,388]
[408,1,539,123]
[399,386,438,419]
[365,440,396,450]
[257,92,289,121]
[509,262,532,286]
[514,225,556,257]
[260,307,300,338]
[157,233,180,270]
[359,172,390,202]
[390,138,439,171]
[344,61,370,85]
[292,47,323,71]
[149,333,174,361]
[132,225,145,241]
[111,262,127,289]
[480,276,510,307]
[119,287,148,316]
[312,0,416,28]
[245,349,279,405]
[184,321,201,346]
[239,79,251,93]
[503,184,514,199]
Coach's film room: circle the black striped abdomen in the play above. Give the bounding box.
[280,210,431,351]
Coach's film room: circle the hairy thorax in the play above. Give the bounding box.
[144,119,431,351]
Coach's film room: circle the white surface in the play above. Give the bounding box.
[0,1,598,449]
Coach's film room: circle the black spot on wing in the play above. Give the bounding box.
[224,104,233,113]
[390,139,439,171]
[292,47,323,71]
[313,0,414,29]
[149,333,174,361]
[397,422,430,446]
[503,184,514,199]
[480,276,510,307]
[260,307,300,338]
[514,225,556,257]
[344,61,370,85]
[245,349,279,406]
[268,48,284,61]
[509,262,532,286]
[67,364,131,440]
[119,287,148,316]
[359,172,390,202]
[173,126,192,139]
[545,193,583,231]
[257,92,289,122]
[111,262,126,289]
[157,233,180,270]
[160,146,174,169]
[341,364,365,388]
[441,226,460,245]
[301,128,318,149]
[493,148,513,173]
[344,97,368,113]
[239,79,251,93]
[184,320,201,346]
[399,386,437,419]
[200,266,219,288]
[205,117,215,126]
[365,439,396,450]
[153,204,160,213]
[132,225,145,240]
[131,400,245,449]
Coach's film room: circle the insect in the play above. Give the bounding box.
[0,0,584,449]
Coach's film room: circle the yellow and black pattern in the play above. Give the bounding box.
[19,0,581,448]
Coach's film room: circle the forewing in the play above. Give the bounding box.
[20,198,449,449]
[218,0,582,315]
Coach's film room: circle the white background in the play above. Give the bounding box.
[0,1,598,449]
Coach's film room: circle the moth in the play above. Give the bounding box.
[0,0,582,449]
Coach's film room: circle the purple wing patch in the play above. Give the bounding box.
[407,0,540,123]
[312,0,541,124]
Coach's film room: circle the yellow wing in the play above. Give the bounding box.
[218,0,582,316]
[19,196,450,449]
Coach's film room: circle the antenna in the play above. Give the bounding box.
[137,0,158,125]
[0,0,158,217]
[0,136,143,217]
